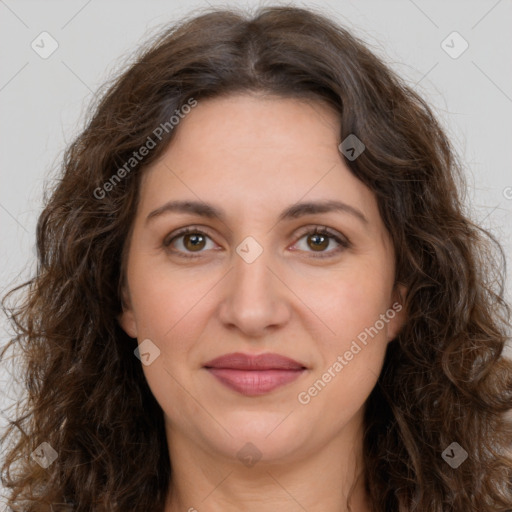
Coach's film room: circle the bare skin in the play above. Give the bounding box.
[119,93,406,512]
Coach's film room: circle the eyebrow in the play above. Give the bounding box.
[146,199,368,225]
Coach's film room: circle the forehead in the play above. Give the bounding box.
[167,93,341,165]
[138,93,380,229]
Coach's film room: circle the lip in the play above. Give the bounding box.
[203,352,307,396]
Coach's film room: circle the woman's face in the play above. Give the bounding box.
[119,93,405,466]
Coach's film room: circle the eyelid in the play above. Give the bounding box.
[293,225,350,246]
[290,225,351,259]
[163,224,351,259]
[163,225,217,247]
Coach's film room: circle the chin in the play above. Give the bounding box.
[208,413,312,463]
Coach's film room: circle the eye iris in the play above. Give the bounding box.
[184,233,206,251]
[176,231,336,254]
[308,233,329,251]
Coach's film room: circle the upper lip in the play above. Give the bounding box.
[203,352,306,370]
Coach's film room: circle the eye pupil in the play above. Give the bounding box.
[184,233,206,251]
[168,228,344,259]
[308,233,329,251]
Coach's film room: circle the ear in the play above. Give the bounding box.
[386,283,407,342]
[117,285,138,339]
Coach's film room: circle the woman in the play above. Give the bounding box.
[1,5,511,511]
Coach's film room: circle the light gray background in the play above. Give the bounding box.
[1,0,511,496]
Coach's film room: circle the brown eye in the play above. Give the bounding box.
[292,226,351,259]
[307,233,329,252]
[164,228,216,258]
[182,233,206,252]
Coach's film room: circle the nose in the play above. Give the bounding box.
[216,240,291,339]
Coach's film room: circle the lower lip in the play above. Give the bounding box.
[206,368,305,396]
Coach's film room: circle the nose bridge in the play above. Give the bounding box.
[234,239,270,291]
[232,235,275,305]
[217,234,290,335]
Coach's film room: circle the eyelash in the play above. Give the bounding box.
[163,225,351,260]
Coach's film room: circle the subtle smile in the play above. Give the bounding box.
[203,352,307,396]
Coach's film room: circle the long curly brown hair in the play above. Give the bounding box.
[1,5,511,511]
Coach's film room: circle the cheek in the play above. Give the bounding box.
[128,251,210,337]
[296,264,393,421]
[302,261,393,349]
[127,256,220,403]
[297,277,391,425]
[128,261,207,419]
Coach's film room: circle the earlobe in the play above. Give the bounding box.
[118,286,138,338]
[386,283,407,342]
[118,308,138,339]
